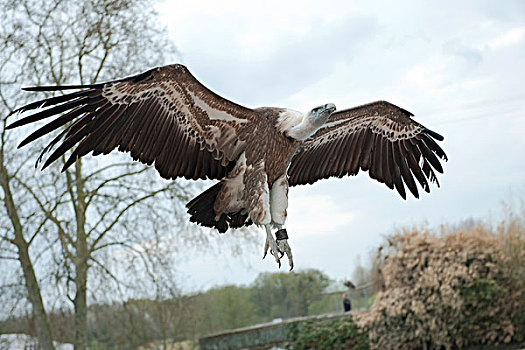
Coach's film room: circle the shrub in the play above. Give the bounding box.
[289,316,369,350]
[358,225,524,349]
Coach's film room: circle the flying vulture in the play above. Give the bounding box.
[7,64,447,270]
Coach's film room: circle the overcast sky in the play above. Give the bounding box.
[154,0,525,291]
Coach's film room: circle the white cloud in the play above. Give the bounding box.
[404,62,447,89]
[287,194,355,237]
[488,27,525,49]
[151,0,525,288]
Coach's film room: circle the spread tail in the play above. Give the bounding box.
[186,181,252,233]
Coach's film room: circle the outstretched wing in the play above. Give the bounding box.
[7,64,256,180]
[288,101,447,199]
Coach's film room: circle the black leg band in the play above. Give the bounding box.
[275,228,288,240]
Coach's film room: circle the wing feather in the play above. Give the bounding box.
[416,136,443,174]
[360,129,374,171]
[98,106,129,152]
[301,146,319,184]
[339,133,356,176]
[288,101,447,199]
[18,104,91,148]
[316,143,335,180]
[348,129,364,175]
[395,141,419,198]
[388,140,406,199]
[382,138,394,190]
[403,140,429,192]
[143,112,166,163]
[332,136,347,177]
[7,64,256,180]
[8,92,99,128]
[370,134,382,178]
[334,134,350,177]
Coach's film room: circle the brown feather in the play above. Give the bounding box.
[316,143,336,179]
[7,96,94,129]
[382,138,394,190]
[63,104,121,169]
[339,133,358,176]
[8,89,96,118]
[348,129,364,175]
[91,105,128,155]
[335,134,351,176]
[402,140,429,193]
[288,100,446,199]
[301,146,321,184]
[18,104,92,148]
[395,141,419,198]
[387,141,406,199]
[359,129,374,171]
[371,135,384,181]
[421,134,448,161]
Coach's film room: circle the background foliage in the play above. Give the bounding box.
[355,205,525,349]
[0,269,334,348]
[289,316,369,350]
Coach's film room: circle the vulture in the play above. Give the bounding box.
[7,64,447,270]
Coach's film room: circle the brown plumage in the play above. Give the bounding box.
[7,63,447,269]
[288,101,447,199]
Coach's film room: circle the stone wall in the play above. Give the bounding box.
[199,312,352,350]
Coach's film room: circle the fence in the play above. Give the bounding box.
[325,281,375,313]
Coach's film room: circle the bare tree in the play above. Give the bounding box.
[1,110,56,349]
[0,0,194,349]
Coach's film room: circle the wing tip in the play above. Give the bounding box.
[5,108,24,123]
[22,86,60,92]
[17,140,28,149]
[425,128,444,141]
[5,119,24,130]
[22,83,102,92]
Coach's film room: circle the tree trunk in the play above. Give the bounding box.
[73,160,88,350]
[0,163,56,350]
[74,262,88,350]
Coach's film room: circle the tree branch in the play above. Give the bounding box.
[88,185,173,253]
[13,175,75,262]
[85,166,150,207]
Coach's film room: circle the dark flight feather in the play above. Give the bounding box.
[8,64,253,182]
[8,64,447,234]
[289,101,447,199]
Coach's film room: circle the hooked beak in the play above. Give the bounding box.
[324,103,336,113]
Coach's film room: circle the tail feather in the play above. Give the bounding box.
[186,181,252,233]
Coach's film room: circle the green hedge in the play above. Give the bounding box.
[288,316,369,350]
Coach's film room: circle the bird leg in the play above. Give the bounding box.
[262,224,294,270]
[263,224,282,267]
[275,225,294,271]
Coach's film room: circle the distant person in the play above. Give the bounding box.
[342,294,351,312]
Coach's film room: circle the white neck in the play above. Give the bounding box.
[287,119,319,140]
[276,108,326,141]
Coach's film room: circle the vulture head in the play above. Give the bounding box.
[308,103,337,127]
[287,103,336,141]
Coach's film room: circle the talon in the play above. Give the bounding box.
[277,237,294,271]
[264,225,282,267]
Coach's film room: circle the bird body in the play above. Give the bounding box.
[7,64,447,269]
